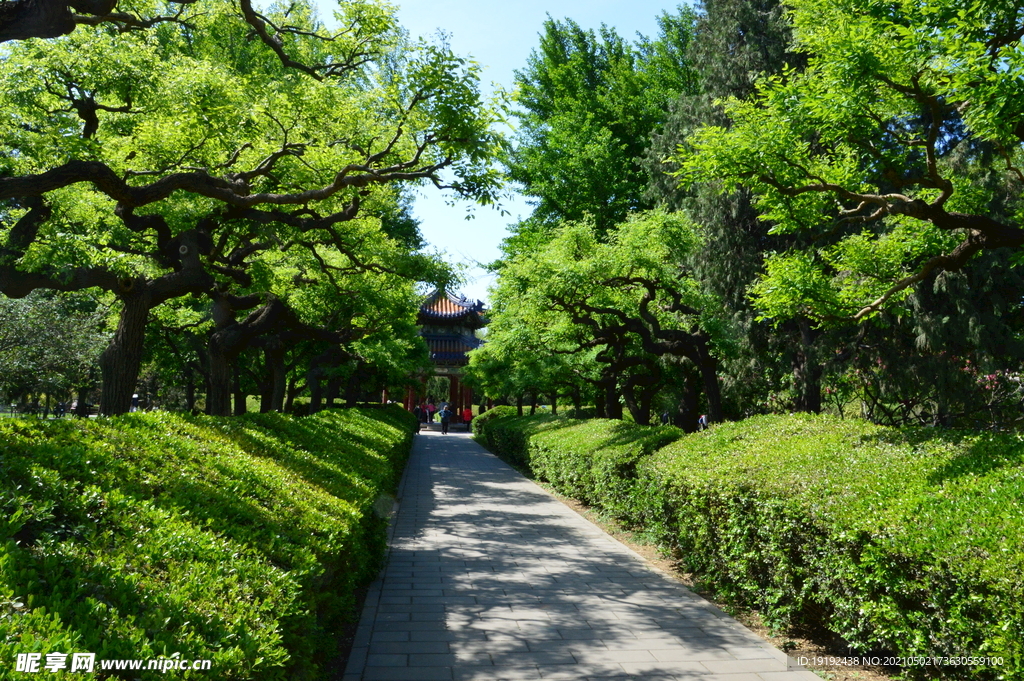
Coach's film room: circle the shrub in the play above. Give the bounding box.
[474,410,1024,680]
[645,414,1024,679]
[528,419,681,530]
[0,406,415,680]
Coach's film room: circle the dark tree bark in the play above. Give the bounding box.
[232,366,247,415]
[99,282,149,416]
[285,376,299,412]
[549,392,557,416]
[185,366,196,411]
[326,376,340,408]
[622,379,644,425]
[694,341,724,423]
[515,395,524,416]
[594,388,606,419]
[0,0,77,43]
[792,318,821,413]
[674,365,702,433]
[259,341,286,412]
[604,380,623,420]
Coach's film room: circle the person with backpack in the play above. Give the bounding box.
[439,405,452,434]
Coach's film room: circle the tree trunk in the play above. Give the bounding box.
[605,380,623,420]
[270,346,286,412]
[232,366,247,415]
[595,388,606,418]
[99,287,149,416]
[344,368,360,407]
[516,395,524,416]
[207,331,234,416]
[549,392,557,416]
[185,367,196,411]
[675,366,702,433]
[695,344,724,423]
[622,378,648,425]
[285,376,298,412]
[638,387,655,426]
[792,318,821,413]
[76,386,90,418]
[326,376,340,408]
[571,388,582,414]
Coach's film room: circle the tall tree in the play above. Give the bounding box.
[0,0,501,414]
[481,211,731,426]
[677,0,1024,324]
[643,0,811,417]
[500,8,699,258]
[0,291,106,406]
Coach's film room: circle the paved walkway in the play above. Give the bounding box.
[343,429,816,681]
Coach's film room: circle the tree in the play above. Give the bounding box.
[0,291,106,407]
[0,0,502,414]
[481,211,730,427]
[642,0,823,417]
[500,8,699,257]
[676,0,1024,325]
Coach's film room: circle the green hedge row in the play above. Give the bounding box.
[1,406,415,680]
[474,411,1024,680]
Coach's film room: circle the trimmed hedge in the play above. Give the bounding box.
[1,406,415,680]
[476,411,1024,680]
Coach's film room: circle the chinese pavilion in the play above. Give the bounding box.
[403,290,486,415]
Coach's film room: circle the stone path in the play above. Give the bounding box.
[343,429,816,681]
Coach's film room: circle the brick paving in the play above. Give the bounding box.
[343,428,817,681]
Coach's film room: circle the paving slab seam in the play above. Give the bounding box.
[343,429,817,681]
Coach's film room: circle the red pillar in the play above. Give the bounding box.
[450,375,461,414]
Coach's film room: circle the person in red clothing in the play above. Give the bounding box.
[461,407,473,430]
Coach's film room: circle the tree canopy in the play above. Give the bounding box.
[499,8,699,257]
[0,0,502,414]
[677,0,1024,325]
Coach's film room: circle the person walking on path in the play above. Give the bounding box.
[461,406,473,430]
[438,405,452,434]
[344,430,817,681]
[426,401,436,423]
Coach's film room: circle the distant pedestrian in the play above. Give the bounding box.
[660,410,670,425]
[461,407,472,430]
[131,393,139,412]
[413,404,422,422]
[698,414,708,430]
[439,406,451,434]
[426,401,436,422]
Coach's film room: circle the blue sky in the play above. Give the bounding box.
[319,1,690,302]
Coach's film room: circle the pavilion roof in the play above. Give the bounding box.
[417,290,487,328]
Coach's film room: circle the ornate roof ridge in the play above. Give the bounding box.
[419,288,486,320]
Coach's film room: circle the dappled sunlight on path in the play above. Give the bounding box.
[344,430,817,681]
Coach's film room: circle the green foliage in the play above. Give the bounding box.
[501,8,699,253]
[471,407,560,470]
[473,210,730,424]
[0,406,415,680]
[675,0,1024,324]
[528,420,681,528]
[475,410,1024,679]
[0,292,107,400]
